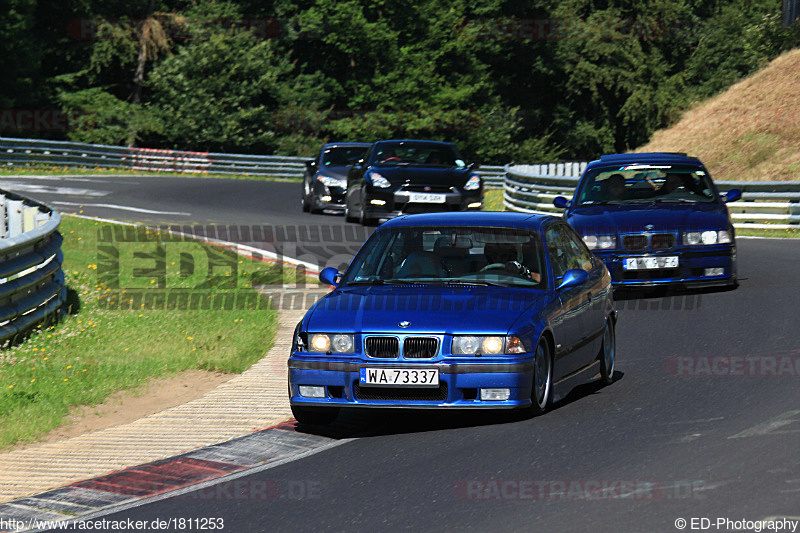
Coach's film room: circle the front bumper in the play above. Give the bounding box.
[595,244,737,287]
[362,189,483,220]
[312,184,346,211]
[288,356,534,409]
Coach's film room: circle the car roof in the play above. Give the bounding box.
[322,142,372,148]
[373,139,456,147]
[588,152,704,169]
[378,211,558,230]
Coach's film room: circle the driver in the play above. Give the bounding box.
[482,242,541,282]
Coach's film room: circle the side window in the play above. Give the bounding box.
[560,225,594,272]
[547,225,593,279]
[546,226,569,279]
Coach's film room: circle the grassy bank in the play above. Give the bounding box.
[0,215,302,449]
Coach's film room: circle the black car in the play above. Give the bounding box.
[344,139,483,225]
[302,142,371,214]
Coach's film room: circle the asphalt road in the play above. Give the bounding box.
[7,175,799,532]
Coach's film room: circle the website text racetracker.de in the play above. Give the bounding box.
[0,517,224,531]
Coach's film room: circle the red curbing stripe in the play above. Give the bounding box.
[70,457,245,498]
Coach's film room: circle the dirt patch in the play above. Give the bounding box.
[14,370,232,451]
[637,48,800,181]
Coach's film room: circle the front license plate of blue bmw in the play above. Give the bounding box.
[360,368,439,387]
[623,256,679,270]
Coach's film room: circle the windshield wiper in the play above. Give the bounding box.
[445,279,508,287]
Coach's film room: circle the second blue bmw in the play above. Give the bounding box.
[554,153,741,288]
[288,212,616,425]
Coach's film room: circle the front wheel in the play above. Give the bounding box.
[528,338,552,415]
[291,405,340,425]
[599,319,615,385]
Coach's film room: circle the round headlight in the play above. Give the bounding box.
[310,334,331,352]
[331,334,354,353]
[482,337,504,355]
[453,336,481,355]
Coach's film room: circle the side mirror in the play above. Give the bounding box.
[467,161,480,171]
[723,188,742,203]
[306,159,316,170]
[553,196,571,209]
[557,268,588,290]
[319,267,341,287]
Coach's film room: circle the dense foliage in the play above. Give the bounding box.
[2,0,798,162]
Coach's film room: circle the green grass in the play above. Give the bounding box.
[0,215,308,449]
[0,164,302,182]
[482,188,505,211]
[736,227,800,238]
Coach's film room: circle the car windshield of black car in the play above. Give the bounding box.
[322,146,369,166]
[373,142,460,167]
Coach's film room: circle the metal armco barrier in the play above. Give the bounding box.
[0,137,509,185]
[0,137,309,179]
[0,189,66,344]
[503,163,800,230]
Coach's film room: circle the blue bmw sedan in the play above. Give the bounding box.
[553,153,741,288]
[288,212,616,425]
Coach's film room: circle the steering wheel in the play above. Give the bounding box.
[480,261,531,277]
[381,156,402,163]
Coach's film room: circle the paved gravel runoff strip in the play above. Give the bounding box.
[0,287,330,527]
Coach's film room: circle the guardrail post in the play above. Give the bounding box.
[7,199,24,237]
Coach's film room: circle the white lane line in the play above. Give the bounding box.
[66,214,321,274]
[27,438,355,533]
[0,182,110,197]
[53,201,191,216]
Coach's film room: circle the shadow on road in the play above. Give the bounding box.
[291,370,625,440]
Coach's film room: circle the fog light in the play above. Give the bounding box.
[320,195,332,202]
[370,199,386,206]
[468,202,482,208]
[298,385,326,398]
[480,388,510,401]
[704,267,724,276]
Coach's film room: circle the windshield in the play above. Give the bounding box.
[574,164,718,206]
[321,146,368,166]
[371,142,463,168]
[340,226,547,289]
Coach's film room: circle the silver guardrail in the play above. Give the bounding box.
[477,165,505,189]
[503,163,800,230]
[0,137,309,179]
[0,189,66,345]
[0,137,510,185]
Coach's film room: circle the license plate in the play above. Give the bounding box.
[407,192,446,204]
[360,367,439,387]
[623,256,679,270]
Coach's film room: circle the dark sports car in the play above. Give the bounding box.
[288,211,616,425]
[302,142,371,214]
[553,152,742,288]
[344,139,483,225]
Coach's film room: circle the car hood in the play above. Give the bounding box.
[318,166,349,180]
[371,165,472,186]
[305,285,546,335]
[567,202,730,234]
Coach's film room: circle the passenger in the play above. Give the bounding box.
[606,173,626,200]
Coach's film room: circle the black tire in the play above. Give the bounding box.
[599,318,615,385]
[358,199,370,226]
[527,338,552,416]
[344,196,357,223]
[291,405,340,425]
